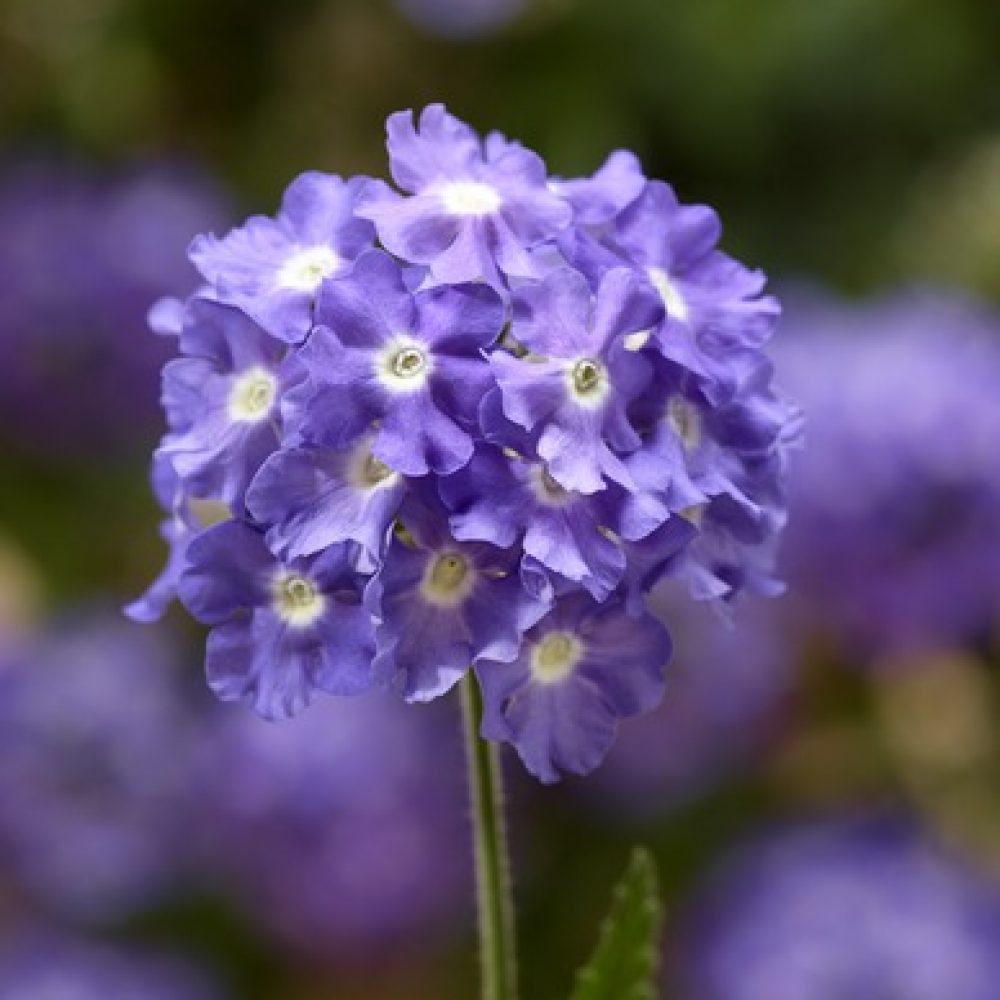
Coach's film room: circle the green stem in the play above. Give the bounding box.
[460,672,518,1000]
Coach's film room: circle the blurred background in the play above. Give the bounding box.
[1,0,998,997]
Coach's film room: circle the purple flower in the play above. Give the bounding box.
[774,289,1000,658]
[369,494,547,701]
[0,930,224,1000]
[125,451,199,624]
[677,818,1000,1000]
[489,266,662,494]
[550,151,647,230]
[0,615,201,922]
[190,172,374,343]
[477,593,671,782]
[131,108,794,782]
[0,159,229,458]
[668,447,795,605]
[295,250,504,475]
[246,437,406,571]
[439,440,627,600]
[178,520,375,719]
[589,595,793,813]
[629,355,792,513]
[198,692,469,959]
[159,298,285,506]
[577,180,780,396]
[356,105,572,290]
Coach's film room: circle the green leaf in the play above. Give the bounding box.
[568,847,664,1000]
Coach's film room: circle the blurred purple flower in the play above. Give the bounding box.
[775,289,1000,658]
[0,614,202,923]
[197,691,470,959]
[0,929,224,1000]
[588,595,793,813]
[677,817,1000,1000]
[395,0,527,39]
[0,159,229,459]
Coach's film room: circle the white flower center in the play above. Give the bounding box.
[647,266,689,321]
[667,396,702,450]
[227,367,277,423]
[376,336,433,393]
[531,630,583,685]
[439,181,502,217]
[420,551,476,607]
[567,356,609,408]
[276,245,341,292]
[272,572,325,627]
[347,438,400,490]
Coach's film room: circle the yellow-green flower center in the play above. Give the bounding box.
[392,346,427,378]
[228,367,277,423]
[377,337,433,392]
[568,357,608,407]
[531,630,583,684]
[421,551,476,607]
[273,572,325,627]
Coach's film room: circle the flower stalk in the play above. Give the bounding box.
[461,672,518,1000]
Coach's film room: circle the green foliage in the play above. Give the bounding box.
[568,847,663,1000]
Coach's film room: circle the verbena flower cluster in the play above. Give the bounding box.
[132,104,796,781]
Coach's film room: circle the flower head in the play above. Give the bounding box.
[132,106,795,780]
